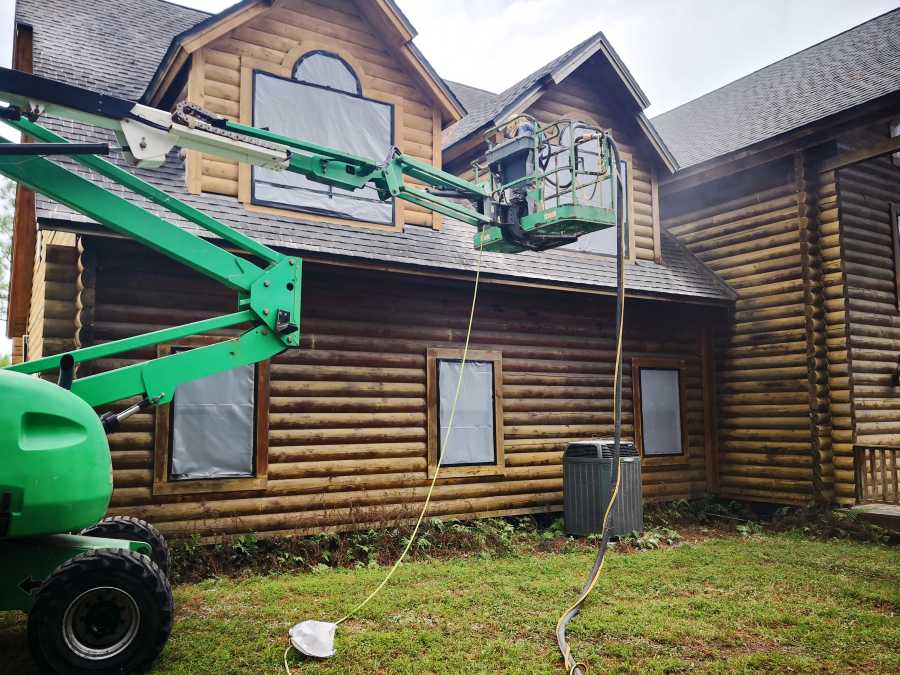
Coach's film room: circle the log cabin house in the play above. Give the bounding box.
[5,0,899,539]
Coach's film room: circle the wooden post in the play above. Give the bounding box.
[796,152,833,505]
[6,23,36,339]
[700,325,719,492]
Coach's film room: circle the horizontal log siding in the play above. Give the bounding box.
[11,336,24,364]
[26,232,78,360]
[524,74,658,262]
[196,0,439,227]
[664,166,818,504]
[837,132,900,492]
[84,238,712,539]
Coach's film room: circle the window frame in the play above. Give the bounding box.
[152,336,270,495]
[426,348,505,478]
[293,49,361,95]
[631,356,689,467]
[249,67,396,227]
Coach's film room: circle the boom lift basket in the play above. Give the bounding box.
[474,116,618,253]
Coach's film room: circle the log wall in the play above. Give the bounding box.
[835,121,900,504]
[24,231,78,360]
[82,237,716,540]
[190,0,442,229]
[663,160,820,504]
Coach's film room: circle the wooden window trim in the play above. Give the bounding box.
[233,42,408,232]
[152,336,269,495]
[631,356,689,467]
[891,202,900,310]
[426,347,505,479]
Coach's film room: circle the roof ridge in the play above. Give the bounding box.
[652,5,900,121]
[496,30,602,99]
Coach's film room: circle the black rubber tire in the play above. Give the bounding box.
[27,549,173,675]
[80,516,171,576]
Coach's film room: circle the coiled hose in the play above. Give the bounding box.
[556,134,626,675]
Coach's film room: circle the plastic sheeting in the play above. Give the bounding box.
[252,72,393,224]
[293,52,359,94]
[289,620,336,658]
[638,368,682,455]
[170,364,255,480]
[438,360,496,466]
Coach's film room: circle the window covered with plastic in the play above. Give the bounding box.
[170,364,256,480]
[438,359,497,466]
[638,368,683,456]
[252,53,393,225]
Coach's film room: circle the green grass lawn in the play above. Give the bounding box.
[1,532,897,674]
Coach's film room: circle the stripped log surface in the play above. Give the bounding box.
[193,0,441,228]
[664,159,817,505]
[836,122,900,503]
[84,236,714,539]
[25,232,78,361]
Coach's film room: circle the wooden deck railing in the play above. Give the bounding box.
[855,446,900,504]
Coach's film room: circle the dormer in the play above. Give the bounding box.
[144,0,465,231]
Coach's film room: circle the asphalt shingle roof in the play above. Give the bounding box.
[443,33,600,148]
[652,8,900,168]
[13,0,734,305]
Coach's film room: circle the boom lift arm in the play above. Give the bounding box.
[0,66,618,415]
[0,66,624,675]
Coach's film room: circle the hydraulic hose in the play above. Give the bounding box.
[555,133,626,675]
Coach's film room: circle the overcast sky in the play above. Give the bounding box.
[0,0,897,350]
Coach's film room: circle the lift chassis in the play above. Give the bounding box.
[0,66,621,673]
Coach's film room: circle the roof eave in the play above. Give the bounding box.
[142,0,466,124]
[142,0,268,106]
[37,215,735,307]
[549,33,650,110]
[662,89,900,186]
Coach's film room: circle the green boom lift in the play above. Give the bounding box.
[0,66,620,673]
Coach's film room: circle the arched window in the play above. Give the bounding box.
[293,51,360,94]
[251,51,394,225]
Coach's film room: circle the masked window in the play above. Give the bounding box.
[169,364,257,480]
[251,54,394,225]
[635,366,685,457]
[438,359,497,466]
[427,349,505,477]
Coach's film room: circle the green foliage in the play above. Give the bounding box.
[616,527,683,550]
[231,533,259,558]
[5,533,897,674]
[736,521,764,538]
[163,516,564,583]
[770,505,896,545]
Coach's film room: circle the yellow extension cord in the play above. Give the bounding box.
[284,240,486,674]
[285,142,624,675]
